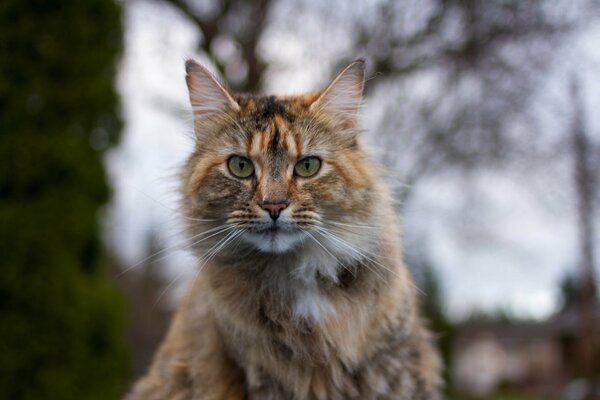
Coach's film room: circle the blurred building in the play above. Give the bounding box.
[452,309,600,397]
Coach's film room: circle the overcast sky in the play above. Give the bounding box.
[105,0,600,320]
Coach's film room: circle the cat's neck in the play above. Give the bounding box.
[203,232,400,325]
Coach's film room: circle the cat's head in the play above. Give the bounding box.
[181,59,384,257]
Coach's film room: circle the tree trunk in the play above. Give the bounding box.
[571,77,598,400]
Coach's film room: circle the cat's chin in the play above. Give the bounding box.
[242,229,306,253]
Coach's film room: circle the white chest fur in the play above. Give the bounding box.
[289,245,340,322]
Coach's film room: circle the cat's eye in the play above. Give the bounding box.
[294,157,321,178]
[228,156,254,178]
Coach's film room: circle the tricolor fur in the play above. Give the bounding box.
[126,59,442,400]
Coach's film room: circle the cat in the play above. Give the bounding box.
[125,59,442,400]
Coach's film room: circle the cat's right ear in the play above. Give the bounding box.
[185,60,239,130]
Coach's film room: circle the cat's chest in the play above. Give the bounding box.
[233,250,346,322]
[210,252,373,364]
[238,282,369,365]
[292,285,335,321]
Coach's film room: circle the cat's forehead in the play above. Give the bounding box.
[228,94,326,159]
[235,94,318,127]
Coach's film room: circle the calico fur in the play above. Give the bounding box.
[126,59,442,400]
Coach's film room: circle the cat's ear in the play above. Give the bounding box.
[185,59,239,126]
[310,59,365,124]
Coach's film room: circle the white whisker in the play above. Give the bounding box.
[324,220,381,230]
[324,227,425,296]
[314,228,388,285]
[118,224,235,276]
[187,228,248,295]
[302,230,355,279]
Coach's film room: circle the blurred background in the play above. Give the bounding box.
[2,0,600,399]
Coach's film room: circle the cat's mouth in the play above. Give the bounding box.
[242,224,306,253]
[254,225,284,234]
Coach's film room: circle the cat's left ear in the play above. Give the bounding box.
[310,59,365,124]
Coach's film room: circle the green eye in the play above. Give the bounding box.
[294,157,321,177]
[228,156,254,178]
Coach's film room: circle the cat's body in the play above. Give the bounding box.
[126,60,442,400]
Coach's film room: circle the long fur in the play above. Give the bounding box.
[126,60,442,400]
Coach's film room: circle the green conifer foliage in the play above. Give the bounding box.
[0,1,128,398]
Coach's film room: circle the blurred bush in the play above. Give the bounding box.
[0,1,129,399]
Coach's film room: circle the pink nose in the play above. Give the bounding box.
[260,201,288,221]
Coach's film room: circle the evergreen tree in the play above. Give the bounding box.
[412,259,455,389]
[0,1,128,398]
[558,271,598,313]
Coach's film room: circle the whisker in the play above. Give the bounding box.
[320,227,425,296]
[201,229,245,267]
[152,266,189,308]
[184,225,238,250]
[324,220,381,230]
[188,228,247,294]
[302,230,355,279]
[313,228,388,285]
[152,228,242,307]
[321,225,398,263]
[186,223,236,243]
[118,224,235,276]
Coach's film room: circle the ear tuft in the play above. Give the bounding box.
[185,59,239,124]
[310,59,365,122]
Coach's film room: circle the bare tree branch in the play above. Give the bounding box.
[161,0,270,92]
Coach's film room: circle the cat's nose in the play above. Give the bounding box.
[260,201,288,221]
